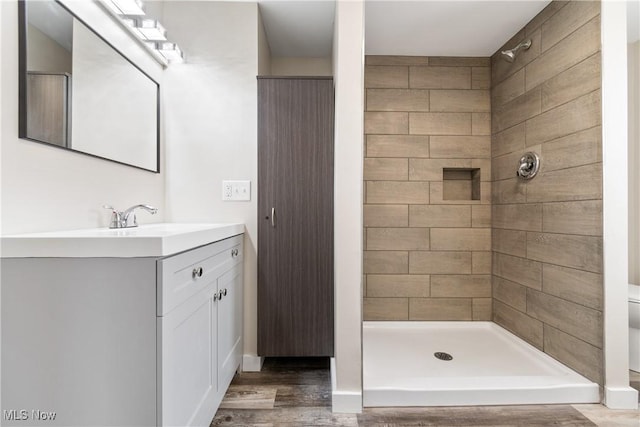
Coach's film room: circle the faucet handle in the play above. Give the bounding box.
[103,205,123,229]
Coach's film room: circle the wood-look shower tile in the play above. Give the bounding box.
[525,1,569,36]
[544,325,603,384]
[492,68,525,107]
[367,228,429,251]
[367,181,429,204]
[540,0,600,52]
[493,276,527,312]
[219,385,277,409]
[364,158,408,181]
[542,200,602,236]
[492,203,542,231]
[472,251,492,274]
[542,264,603,310]
[492,123,526,157]
[409,298,472,321]
[429,57,490,67]
[471,112,491,135]
[430,90,490,112]
[365,65,409,88]
[541,53,600,112]
[573,404,639,427]
[364,205,409,227]
[493,252,542,290]
[430,275,491,298]
[364,251,408,274]
[472,67,491,89]
[410,66,471,89]
[526,232,602,273]
[526,288,603,348]
[525,16,600,91]
[472,298,492,320]
[409,205,471,228]
[525,163,602,203]
[364,297,409,320]
[366,135,430,158]
[493,300,544,349]
[431,228,491,251]
[358,405,595,426]
[366,56,430,66]
[492,178,526,205]
[492,228,527,258]
[367,89,430,112]
[429,136,490,158]
[409,112,472,135]
[471,205,491,227]
[526,89,601,146]
[367,274,430,298]
[365,112,409,134]
[409,251,472,274]
[492,89,541,133]
[492,29,540,84]
[540,126,601,172]
[409,158,472,182]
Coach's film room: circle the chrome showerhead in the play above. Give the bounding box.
[501,39,532,63]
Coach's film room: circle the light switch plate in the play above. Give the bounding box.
[222,180,251,201]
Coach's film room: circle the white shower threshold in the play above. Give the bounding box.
[363,321,600,407]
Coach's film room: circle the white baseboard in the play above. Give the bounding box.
[242,354,264,372]
[330,358,362,413]
[604,386,639,409]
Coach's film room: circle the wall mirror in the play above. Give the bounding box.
[18,0,160,172]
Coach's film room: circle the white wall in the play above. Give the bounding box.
[271,57,332,76]
[601,0,639,409]
[630,41,640,285]
[1,0,164,235]
[26,24,72,74]
[332,0,364,413]
[161,1,260,361]
[258,8,271,75]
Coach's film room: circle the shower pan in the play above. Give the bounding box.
[363,322,600,407]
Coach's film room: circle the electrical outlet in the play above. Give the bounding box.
[222,180,251,201]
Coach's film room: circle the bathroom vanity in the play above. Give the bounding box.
[1,223,244,427]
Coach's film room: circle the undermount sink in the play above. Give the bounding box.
[1,223,244,258]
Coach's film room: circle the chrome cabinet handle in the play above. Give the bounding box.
[213,293,219,302]
[231,248,239,257]
[222,288,227,296]
[192,267,203,279]
[271,207,275,228]
[217,290,224,300]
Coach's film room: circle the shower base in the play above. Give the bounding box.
[363,321,600,407]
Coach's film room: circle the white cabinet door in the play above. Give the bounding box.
[216,263,243,391]
[159,284,218,427]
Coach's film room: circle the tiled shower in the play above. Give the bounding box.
[363,0,604,386]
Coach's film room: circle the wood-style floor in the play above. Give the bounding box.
[211,358,639,426]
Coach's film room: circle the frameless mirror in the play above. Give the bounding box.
[19,0,160,172]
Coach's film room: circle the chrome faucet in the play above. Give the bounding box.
[103,204,158,229]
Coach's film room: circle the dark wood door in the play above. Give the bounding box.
[257,77,334,357]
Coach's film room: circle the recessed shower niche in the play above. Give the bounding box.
[442,168,481,201]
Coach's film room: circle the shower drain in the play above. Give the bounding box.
[434,352,453,361]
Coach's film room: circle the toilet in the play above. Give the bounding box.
[630,284,640,372]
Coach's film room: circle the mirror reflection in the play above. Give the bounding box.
[21,0,160,172]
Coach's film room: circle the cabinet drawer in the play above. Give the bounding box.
[157,235,242,316]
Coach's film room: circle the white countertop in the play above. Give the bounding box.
[1,223,245,258]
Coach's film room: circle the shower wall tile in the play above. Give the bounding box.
[543,325,603,384]
[493,300,544,350]
[471,205,491,227]
[540,53,600,112]
[472,252,492,274]
[471,113,491,135]
[365,56,491,321]
[430,275,491,298]
[429,136,491,159]
[367,228,430,251]
[364,205,409,227]
[472,67,491,90]
[429,57,490,67]
[525,89,601,146]
[491,178,526,204]
[409,251,472,275]
[542,200,602,236]
[526,289,603,348]
[366,89,430,112]
[364,66,409,88]
[366,56,430,66]
[493,276,527,312]
[492,203,543,231]
[539,0,599,53]
[409,112,472,135]
[409,205,471,228]
[409,298,473,321]
[492,68,525,107]
[524,15,600,91]
[492,89,541,133]
[492,29,541,84]
[366,275,430,298]
[526,232,602,273]
[492,228,527,258]
[493,252,542,290]
[539,126,601,172]
[472,298,492,320]
[430,228,491,251]
[364,251,408,274]
[365,112,409,134]
[525,1,568,36]
[409,66,471,89]
[429,90,490,112]
[492,123,526,157]
[542,264,603,311]
[366,181,429,204]
[524,163,602,203]
[364,298,408,321]
[366,135,430,158]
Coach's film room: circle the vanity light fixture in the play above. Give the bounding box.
[105,0,145,16]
